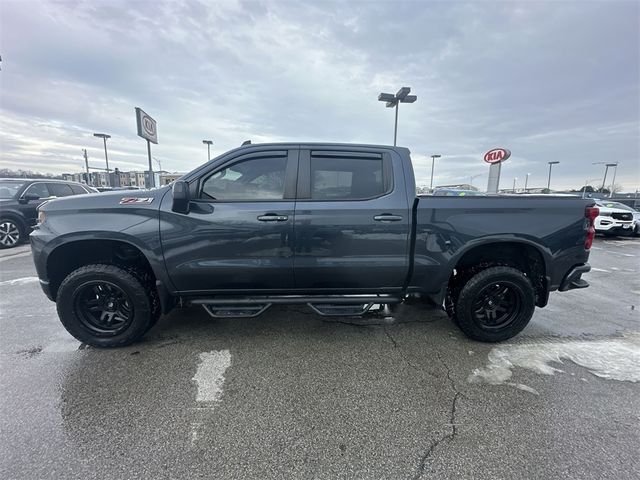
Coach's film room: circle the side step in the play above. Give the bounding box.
[191,295,401,318]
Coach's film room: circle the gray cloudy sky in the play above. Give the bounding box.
[1,0,639,190]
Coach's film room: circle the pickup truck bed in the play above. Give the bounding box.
[31,143,596,347]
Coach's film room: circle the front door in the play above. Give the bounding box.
[161,149,298,294]
[293,149,411,292]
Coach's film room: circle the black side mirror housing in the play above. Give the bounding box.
[172,181,190,214]
[20,193,41,204]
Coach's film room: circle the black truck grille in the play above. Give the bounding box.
[612,212,633,221]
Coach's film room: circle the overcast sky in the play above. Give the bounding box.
[1,0,639,191]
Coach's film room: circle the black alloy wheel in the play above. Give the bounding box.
[73,281,134,336]
[471,281,522,330]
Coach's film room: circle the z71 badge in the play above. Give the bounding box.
[119,197,154,205]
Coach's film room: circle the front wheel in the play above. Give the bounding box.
[452,266,536,342]
[56,264,158,347]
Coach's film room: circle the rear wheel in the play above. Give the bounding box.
[57,264,158,347]
[452,266,535,342]
[0,218,24,249]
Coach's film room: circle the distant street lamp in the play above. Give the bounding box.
[469,173,483,186]
[593,162,617,194]
[429,154,442,191]
[524,173,530,192]
[93,133,111,186]
[547,161,560,190]
[377,87,417,146]
[512,177,518,193]
[203,140,213,161]
[608,162,619,198]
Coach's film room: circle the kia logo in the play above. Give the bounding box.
[484,148,511,164]
[143,117,156,136]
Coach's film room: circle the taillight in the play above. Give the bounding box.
[584,206,599,250]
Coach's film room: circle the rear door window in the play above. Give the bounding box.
[69,183,88,195]
[309,155,387,200]
[47,183,74,197]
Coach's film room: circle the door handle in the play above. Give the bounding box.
[373,214,403,222]
[257,214,289,222]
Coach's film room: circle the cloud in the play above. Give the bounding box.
[0,0,638,190]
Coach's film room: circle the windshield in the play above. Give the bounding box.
[0,181,25,199]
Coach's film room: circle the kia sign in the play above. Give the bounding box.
[135,107,158,144]
[484,148,511,164]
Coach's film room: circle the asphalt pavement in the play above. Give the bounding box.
[1,237,639,479]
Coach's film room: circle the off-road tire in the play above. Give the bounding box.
[56,264,159,347]
[454,266,536,342]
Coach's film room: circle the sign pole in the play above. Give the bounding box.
[146,139,154,188]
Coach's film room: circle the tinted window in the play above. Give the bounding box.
[69,183,88,195]
[23,183,50,199]
[201,156,288,201]
[47,183,74,197]
[311,157,384,200]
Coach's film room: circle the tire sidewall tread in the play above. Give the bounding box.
[455,266,536,342]
[57,264,153,348]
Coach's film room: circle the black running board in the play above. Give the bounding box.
[191,295,401,318]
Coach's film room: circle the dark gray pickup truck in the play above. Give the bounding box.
[30,143,598,347]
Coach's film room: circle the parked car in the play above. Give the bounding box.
[593,199,635,236]
[31,143,596,347]
[594,200,640,236]
[0,178,95,248]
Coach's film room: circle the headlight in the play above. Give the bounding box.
[37,211,46,224]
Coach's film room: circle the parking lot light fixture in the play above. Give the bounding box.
[203,140,213,161]
[429,154,442,191]
[513,177,518,193]
[377,87,417,146]
[93,133,111,186]
[547,161,560,190]
[608,162,619,198]
[524,173,530,192]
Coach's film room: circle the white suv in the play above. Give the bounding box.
[593,199,636,236]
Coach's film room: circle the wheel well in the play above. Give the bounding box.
[450,242,547,306]
[47,240,156,300]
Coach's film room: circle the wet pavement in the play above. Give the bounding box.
[1,236,639,479]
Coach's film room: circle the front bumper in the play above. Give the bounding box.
[558,264,590,292]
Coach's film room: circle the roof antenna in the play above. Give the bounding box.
[241,140,251,146]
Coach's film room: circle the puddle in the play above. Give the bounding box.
[469,333,640,393]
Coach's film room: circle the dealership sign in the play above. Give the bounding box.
[135,107,158,144]
[484,148,511,164]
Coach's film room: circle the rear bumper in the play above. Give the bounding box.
[558,263,590,292]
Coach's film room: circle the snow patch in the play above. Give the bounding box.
[469,334,640,392]
[192,350,232,403]
[0,276,39,286]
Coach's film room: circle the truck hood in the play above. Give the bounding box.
[39,187,171,212]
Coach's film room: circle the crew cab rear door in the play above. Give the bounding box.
[293,148,411,291]
[160,148,298,293]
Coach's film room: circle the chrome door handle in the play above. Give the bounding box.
[257,214,288,222]
[373,214,403,222]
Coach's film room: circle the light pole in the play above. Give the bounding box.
[593,162,617,194]
[512,177,518,193]
[429,154,441,191]
[378,87,417,146]
[608,162,619,198]
[203,140,213,161]
[469,173,483,186]
[547,161,560,190]
[524,173,530,192]
[93,133,111,187]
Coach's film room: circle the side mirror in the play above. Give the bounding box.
[20,193,41,204]
[172,181,190,214]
